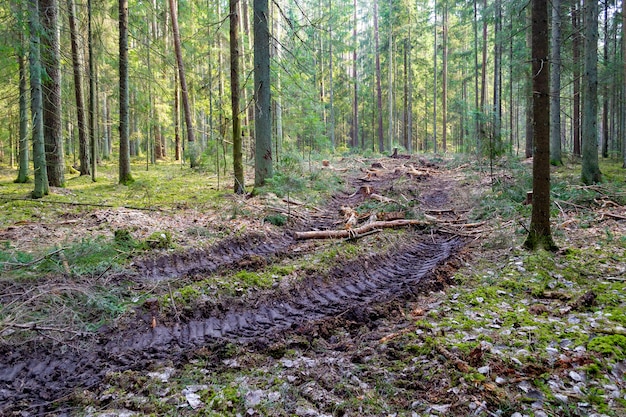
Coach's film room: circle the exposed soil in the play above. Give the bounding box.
[0,156,471,416]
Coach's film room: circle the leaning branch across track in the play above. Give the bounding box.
[294,219,431,240]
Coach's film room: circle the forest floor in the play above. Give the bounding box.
[0,153,625,417]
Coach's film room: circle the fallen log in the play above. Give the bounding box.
[294,219,431,240]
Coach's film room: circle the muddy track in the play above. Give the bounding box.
[130,233,295,282]
[0,236,463,415]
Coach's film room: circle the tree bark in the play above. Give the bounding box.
[601,2,609,159]
[442,1,448,153]
[253,0,273,186]
[231,0,244,193]
[67,0,90,176]
[525,7,533,158]
[295,219,430,240]
[39,0,65,187]
[88,0,97,181]
[15,29,30,184]
[374,0,384,153]
[572,3,581,157]
[581,0,602,185]
[28,0,49,198]
[118,0,133,184]
[433,0,438,153]
[352,0,358,149]
[550,0,562,165]
[169,0,196,167]
[524,0,555,251]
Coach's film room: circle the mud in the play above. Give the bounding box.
[0,236,463,415]
[0,158,468,415]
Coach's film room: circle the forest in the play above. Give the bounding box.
[0,0,626,415]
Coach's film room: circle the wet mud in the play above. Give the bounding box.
[0,158,467,415]
[0,236,463,415]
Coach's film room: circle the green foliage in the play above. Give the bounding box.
[264,213,287,226]
[588,335,626,360]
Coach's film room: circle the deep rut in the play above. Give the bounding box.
[0,236,463,414]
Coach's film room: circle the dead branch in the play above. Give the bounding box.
[0,196,165,212]
[1,247,65,271]
[294,219,431,240]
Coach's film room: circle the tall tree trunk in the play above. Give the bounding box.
[623,0,626,167]
[581,0,602,184]
[493,0,502,149]
[525,7,533,158]
[480,0,487,112]
[572,3,581,157]
[88,0,97,180]
[118,0,132,184]
[39,0,65,187]
[442,1,448,153]
[16,30,30,184]
[231,0,244,193]
[550,0,562,165]
[328,0,335,150]
[433,0,438,153]
[29,0,49,198]
[403,40,409,151]
[67,0,90,175]
[387,0,393,152]
[374,0,384,153]
[473,0,480,152]
[524,0,555,251]
[253,0,272,186]
[352,0,358,149]
[169,0,196,167]
[174,70,181,161]
[601,2,609,159]
[407,27,413,154]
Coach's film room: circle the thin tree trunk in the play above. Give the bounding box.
[374,0,384,153]
[407,27,413,154]
[39,0,65,187]
[387,0,393,152]
[29,0,49,198]
[67,0,90,175]
[525,7,533,158]
[433,0,438,153]
[601,2,609,158]
[328,0,335,150]
[572,3,581,157]
[581,0,602,184]
[88,0,97,180]
[621,0,626,168]
[550,0,562,165]
[118,0,133,184]
[253,0,272,186]
[16,29,30,184]
[403,40,408,151]
[473,0,480,152]
[524,0,555,250]
[174,70,181,161]
[442,1,448,153]
[352,0,358,149]
[169,0,196,167]
[231,0,244,193]
[493,0,502,149]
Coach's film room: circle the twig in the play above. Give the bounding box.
[1,247,65,271]
[0,196,166,212]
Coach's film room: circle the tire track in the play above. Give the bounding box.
[0,237,462,414]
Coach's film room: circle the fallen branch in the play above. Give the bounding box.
[0,196,165,212]
[1,247,65,271]
[294,219,431,240]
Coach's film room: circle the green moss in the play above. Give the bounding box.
[588,335,626,360]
